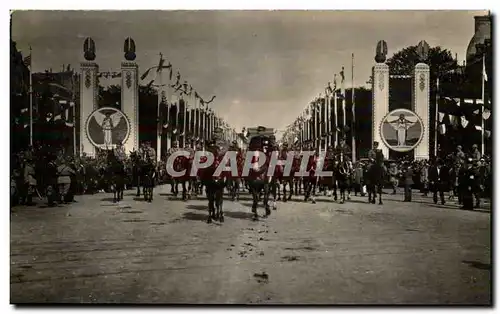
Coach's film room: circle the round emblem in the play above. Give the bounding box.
[85,107,131,150]
[380,108,424,152]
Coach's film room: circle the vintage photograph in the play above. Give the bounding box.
[10,10,491,304]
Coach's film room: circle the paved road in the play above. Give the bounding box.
[10,186,491,304]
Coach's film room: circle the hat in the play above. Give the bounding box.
[472,144,478,149]
[457,145,462,149]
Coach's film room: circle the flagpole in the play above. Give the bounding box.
[28,46,33,147]
[333,75,338,146]
[71,72,77,156]
[481,54,485,156]
[434,77,439,157]
[341,67,346,136]
[156,54,163,163]
[351,53,356,162]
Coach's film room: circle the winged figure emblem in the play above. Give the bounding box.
[93,111,124,148]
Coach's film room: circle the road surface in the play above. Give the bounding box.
[10,186,491,304]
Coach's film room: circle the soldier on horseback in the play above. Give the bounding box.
[366,141,386,204]
[167,140,180,197]
[277,142,294,202]
[227,140,243,201]
[335,137,352,161]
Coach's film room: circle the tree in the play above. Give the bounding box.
[386,45,459,82]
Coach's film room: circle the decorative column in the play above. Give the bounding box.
[413,64,430,160]
[79,38,99,157]
[372,63,390,158]
[80,62,99,157]
[121,61,139,154]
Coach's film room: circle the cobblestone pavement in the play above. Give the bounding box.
[10,186,491,304]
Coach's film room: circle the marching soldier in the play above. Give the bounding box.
[388,162,399,194]
[428,158,449,205]
[402,161,413,202]
[459,157,476,210]
[472,159,483,208]
[420,160,430,196]
[57,155,75,204]
[23,153,37,206]
[45,155,58,207]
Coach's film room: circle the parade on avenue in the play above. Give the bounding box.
[10,11,491,304]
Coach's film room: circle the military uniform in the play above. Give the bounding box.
[388,163,399,194]
[402,163,413,202]
[23,157,37,205]
[57,159,75,203]
[45,158,58,206]
[459,161,476,210]
[335,144,351,161]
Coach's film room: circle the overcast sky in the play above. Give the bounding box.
[12,10,486,132]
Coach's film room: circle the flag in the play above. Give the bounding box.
[483,108,491,120]
[460,116,469,128]
[448,114,459,128]
[438,124,446,135]
[157,55,165,73]
[340,67,345,83]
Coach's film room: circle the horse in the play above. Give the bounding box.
[303,151,319,203]
[106,150,126,203]
[246,135,276,219]
[365,151,385,205]
[317,150,337,201]
[200,142,228,223]
[274,147,296,202]
[141,157,156,202]
[225,148,244,201]
[335,153,353,204]
[129,151,143,197]
[170,149,193,201]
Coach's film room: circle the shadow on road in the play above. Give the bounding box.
[186,204,206,211]
[224,211,254,220]
[462,260,491,271]
[100,197,115,202]
[428,204,491,214]
[182,211,207,222]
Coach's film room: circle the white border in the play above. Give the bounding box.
[4,2,498,314]
[85,107,131,150]
[380,108,425,153]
